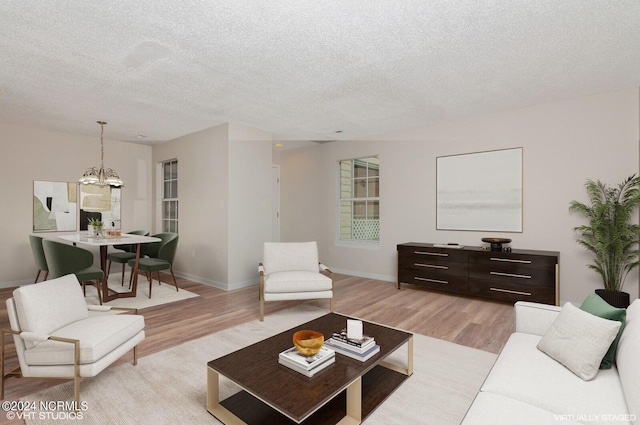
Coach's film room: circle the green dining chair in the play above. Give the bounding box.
[29,235,48,283]
[128,232,179,298]
[106,230,149,286]
[42,239,104,304]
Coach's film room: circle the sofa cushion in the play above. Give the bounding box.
[616,299,640,425]
[13,274,89,349]
[580,293,626,369]
[263,242,319,275]
[482,332,631,425]
[462,391,582,425]
[264,271,332,293]
[537,302,620,380]
[23,314,145,365]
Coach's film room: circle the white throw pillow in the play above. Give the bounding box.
[537,302,621,381]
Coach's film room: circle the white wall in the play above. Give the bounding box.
[152,124,231,286]
[227,124,273,288]
[0,122,153,286]
[276,88,640,303]
[151,122,272,290]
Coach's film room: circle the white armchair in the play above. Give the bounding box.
[1,274,145,406]
[259,241,334,321]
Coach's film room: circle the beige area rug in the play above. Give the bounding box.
[82,272,198,310]
[21,306,496,425]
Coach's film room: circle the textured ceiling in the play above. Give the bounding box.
[1,1,640,146]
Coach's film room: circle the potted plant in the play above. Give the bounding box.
[87,217,104,238]
[569,174,640,308]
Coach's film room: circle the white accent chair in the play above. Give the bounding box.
[1,274,145,406]
[259,242,334,321]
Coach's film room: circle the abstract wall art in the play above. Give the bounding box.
[33,181,77,232]
[436,147,523,232]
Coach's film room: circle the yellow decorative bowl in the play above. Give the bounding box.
[293,330,324,356]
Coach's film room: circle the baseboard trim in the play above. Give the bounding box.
[173,271,256,292]
[329,268,395,283]
[0,279,32,289]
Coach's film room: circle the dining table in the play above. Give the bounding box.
[58,233,161,302]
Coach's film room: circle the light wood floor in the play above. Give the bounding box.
[0,273,514,419]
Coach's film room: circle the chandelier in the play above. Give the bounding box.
[79,121,124,187]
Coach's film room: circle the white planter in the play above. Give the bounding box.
[89,225,103,237]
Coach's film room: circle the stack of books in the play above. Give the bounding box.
[278,346,335,377]
[325,329,380,361]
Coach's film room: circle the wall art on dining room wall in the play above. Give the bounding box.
[436,147,523,232]
[33,181,77,232]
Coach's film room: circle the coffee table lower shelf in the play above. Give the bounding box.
[208,364,409,425]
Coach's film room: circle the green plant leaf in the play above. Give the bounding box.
[569,174,640,292]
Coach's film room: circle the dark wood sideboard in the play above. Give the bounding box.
[397,242,559,305]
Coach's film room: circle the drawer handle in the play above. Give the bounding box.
[414,251,448,257]
[490,257,532,264]
[415,263,448,270]
[415,277,448,284]
[490,287,532,296]
[490,271,531,279]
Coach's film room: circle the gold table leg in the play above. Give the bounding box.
[337,376,362,425]
[379,335,414,376]
[207,367,247,425]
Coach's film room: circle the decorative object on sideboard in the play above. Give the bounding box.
[481,237,512,252]
[78,121,124,187]
[569,174,640,308]
[293,330,324,356]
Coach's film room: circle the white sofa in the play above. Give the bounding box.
[462,299,640,425]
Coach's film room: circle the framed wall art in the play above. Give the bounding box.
[436,147,523,232]
[33,181,77,232]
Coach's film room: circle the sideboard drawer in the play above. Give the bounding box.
[469,252,557,274]
[468,278,556,304]
[399,257,468,278]
[400,246,468,263]
[398,266,468,292]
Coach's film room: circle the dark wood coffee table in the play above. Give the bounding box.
[207,313,413,424]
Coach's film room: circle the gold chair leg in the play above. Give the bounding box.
[259,273,265,321]
[73,340,80,410]
[1,329,6,400]
[259,299,264,322]
[74,376,80,409]
[133,346,138,366]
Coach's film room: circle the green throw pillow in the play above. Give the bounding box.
[579,293,626,369]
